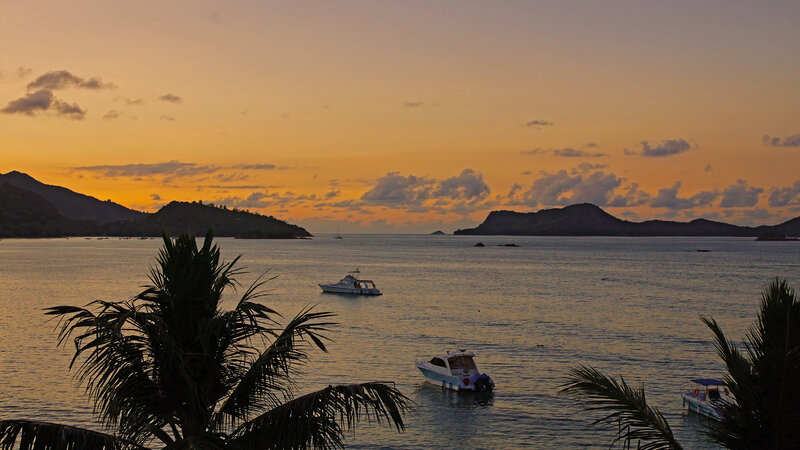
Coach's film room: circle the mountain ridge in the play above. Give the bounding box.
[0,172,310,238]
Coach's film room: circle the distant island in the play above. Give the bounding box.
[0,171,311,239]
[430,230,446,235]
[454,203,800,237]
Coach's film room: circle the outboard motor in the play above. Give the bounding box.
[473,374,495,392]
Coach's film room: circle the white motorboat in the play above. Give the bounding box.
[415,350,494,392]
[319,269,381,296]
[681,378,733,419]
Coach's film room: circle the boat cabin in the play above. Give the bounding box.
[688,378,726,401]
[428,351,479,377]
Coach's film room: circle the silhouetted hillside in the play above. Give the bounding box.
[454,203,800,237]
[0,183,93,237]
[101,201,312,238]
[0,171,144,224]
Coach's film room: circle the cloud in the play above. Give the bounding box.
[150,194,161,201]
[73,161,218,178]
[719,180,763,208]
[115,97,144,106]
[103,109,122,120]
[521,170,622,206]
[523,144,604,158]
[763,133,800,147]
[608,183,651,207]
[1,89,85,119]
[553,147,605,158]
[434,169,490,200]
[159,93,182,103]
[650,182,719,210]
[360,172,435,206]
[234,163,277,170]
[198,185,265,190]
[402,101,424,108]
[524,119,554,128]
[768,181,800,207]
[160,115,175,121]
[704,164,713,172]
[16,67,32,78]
[571,162,608,174]
[27,70,114,90]
[325,190,340,199]
[639,139,691,157]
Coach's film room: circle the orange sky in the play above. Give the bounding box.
[1,1,799,232]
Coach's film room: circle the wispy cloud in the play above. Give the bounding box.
[73,161,218,178]
[103,109,122,120]
[553,147,605,158]
[234,163,278,170]
[159,93,182,104]
[522,145,604,158]
[115,97,144,106]
[402,101,424,108]
[524,119,554,129]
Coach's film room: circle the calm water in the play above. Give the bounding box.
[1,235,798,448]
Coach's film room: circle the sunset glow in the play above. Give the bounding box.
[2,1,799,232]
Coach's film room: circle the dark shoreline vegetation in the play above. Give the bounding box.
[561,278,800,449]
[0,171,310,239]
[455,203,800,237]
[0,230,409,449]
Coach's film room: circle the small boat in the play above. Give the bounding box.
[681,378,733,419]
[415,350,494,392]
[319,269,381,295]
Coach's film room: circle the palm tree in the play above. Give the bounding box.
[560,278,800,449]
[0,230,410,449]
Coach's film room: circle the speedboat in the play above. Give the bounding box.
[415,350,494,392]
[681,378,733,419]
[319,269,381,296]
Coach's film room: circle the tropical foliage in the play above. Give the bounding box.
[561,278,800,449]
[0,230,409,449]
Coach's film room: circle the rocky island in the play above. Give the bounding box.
[455,203,800,237]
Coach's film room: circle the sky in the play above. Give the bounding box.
[1,1,799,233]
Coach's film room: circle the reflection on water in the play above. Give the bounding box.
[1,235,797,448]
[414,383,496,410]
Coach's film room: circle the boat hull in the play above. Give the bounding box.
[415,364,494,392]
[319,284,382,296]
[681,393,722,419]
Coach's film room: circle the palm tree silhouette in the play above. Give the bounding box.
[560,278,800,449]
[0,230,409,449]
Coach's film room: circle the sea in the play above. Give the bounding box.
[1,234,798,449]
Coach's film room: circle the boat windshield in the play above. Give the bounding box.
[448,356,477,372]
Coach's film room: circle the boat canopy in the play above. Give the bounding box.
[691,378,725,386]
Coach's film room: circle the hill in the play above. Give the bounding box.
[101,201,312,238]
[0,183,93,237]
[454,203,800,237]
[0,170,144,224]
[0,172,311,238]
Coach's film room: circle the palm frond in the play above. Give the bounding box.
[701,278,800,449]
[560,365,682,450]
[0,419,144,450]
[213,307,337,430]
[230,382,411,450]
